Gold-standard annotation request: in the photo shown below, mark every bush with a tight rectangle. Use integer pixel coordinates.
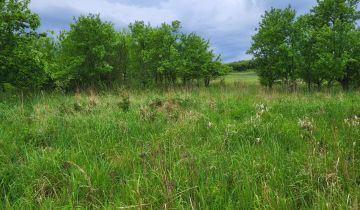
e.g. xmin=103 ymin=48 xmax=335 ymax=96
xmin=2 ymin=83 xmax=17 ymax=93
xmin=227 ymin=60 xmax=256 ymax=72
xmin=118 ymin=95 xmax=131 ymax=112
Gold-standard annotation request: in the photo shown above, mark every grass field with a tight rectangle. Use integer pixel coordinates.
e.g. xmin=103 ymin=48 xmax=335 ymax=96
xmin=0 ymin=72 xmax=359 ymax=209
xmin=223 ymin=71 xmax=259 ymax=84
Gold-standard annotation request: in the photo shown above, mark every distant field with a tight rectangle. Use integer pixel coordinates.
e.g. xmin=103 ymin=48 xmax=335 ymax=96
xmin=212 ymin=71 xmax=259 ymax=85
xmin=222 ymin=71 xmax=259 ymax=84
xmin=0 ymin=78 xmax=359 ymax=209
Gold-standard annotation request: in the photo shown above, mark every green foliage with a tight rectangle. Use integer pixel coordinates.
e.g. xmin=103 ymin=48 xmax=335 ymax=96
xmin=47 ymin=17 xmax=227 ymax=90
xmin=249 ymin=0 xmax=360 ymax=90
xmin=1 ymin=0 xmax=228 ymax=91
xmin=118 ymin=94 xmax=131 ymax=112
xmin=227 ymin=60 xmax=256 ymax=72
xmin=0 ymin=0 xmax=50 ymax=90
xmin=1 ymin=83 xmax=16 ymax=92
xmin=127 ymin=21 xmax=181 ymax=86
xmin=111 ymin=30 xmax=131 ymax=85
xmin=51 ymin=14 xmax=117 ymax=89
xmin=178 ymin=33 xmax=214 ymax=85
xmin=248 ymin=7 xmax=297 ymax=88
xmin=126 ymin=21 xmax=227 ymax=88
xmin=308 ymin=0 xmax=360 ymax=89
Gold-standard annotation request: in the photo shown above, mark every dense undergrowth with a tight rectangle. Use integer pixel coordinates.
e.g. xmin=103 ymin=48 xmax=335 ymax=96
xmin=0 ymin=76 xmax=359 ymax=209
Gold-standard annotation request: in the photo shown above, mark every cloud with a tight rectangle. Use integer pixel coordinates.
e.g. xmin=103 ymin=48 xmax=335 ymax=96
xmin=30 ymin=0 xmax=316 ymax=62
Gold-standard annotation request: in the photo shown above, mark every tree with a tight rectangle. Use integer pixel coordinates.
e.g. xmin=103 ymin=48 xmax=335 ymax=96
xmin=127 ymin=21 xmax=182 ymax=87
xmin=341 ymin=28 xmax=360 ymax=89
xmin=315 ymin=0 xmax=359 ymax=89
xmin=1 ymin=4 xmax=228 ymax=90
xmin=127 ymin=21 xmax=153 ymax=86
xmin=150 ymin=21 xmax=181 ymax=86
xmin=227 ymin=60 xmax=256 ymax=72
xmin=299 ymin=0 xmax=360 ymax=89
xmin=177 ymin=33 xmax=211 ymax=85
xmin=248 ymin=7 xmax=297 ymax=88
xmin=52 ymin=14 xmax=117 ymax=89
xmin=110 ymin=30 xmax=131 ymax=85
xmin=0 ymin=0 xmax=49 ymax=90
xmin=295 ymin=15 xmax=319 ymax=90
xmin=177 ymin=33 xmax=229 ymax=87
xmin=250 ymin=0 xmax=360 ymax=90
xmin=203 ymin=57 xmax=231 ymax=87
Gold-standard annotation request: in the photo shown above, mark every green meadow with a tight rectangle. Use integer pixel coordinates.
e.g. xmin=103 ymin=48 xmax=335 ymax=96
xmin=0 ymin=72 xmax=359 ymax=209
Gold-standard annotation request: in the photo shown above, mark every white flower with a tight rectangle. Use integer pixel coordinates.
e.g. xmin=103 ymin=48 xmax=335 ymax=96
xmin=255 ymin=103 xmax=269 ymax=119
xmin=298 ymin=116 xmax=314 ymax=132
xmin=208 ymin=122 xmax=213 ymax=128
xmin=344 ymin=115 xmax=360 ymax=127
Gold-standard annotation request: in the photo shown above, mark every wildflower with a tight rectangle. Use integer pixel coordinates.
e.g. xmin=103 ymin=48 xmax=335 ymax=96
xmin=209 ymin=100 xmax=217 ymax=110
xmin=208 ymin=122 xmax=213 ymax=128
xmin=255 ymin=103 xmax=268 ymax=119
xmin=344 ymin=115 xmax=359 ymax=127
xmin=298 ymin=116 xmax=314 ymax=133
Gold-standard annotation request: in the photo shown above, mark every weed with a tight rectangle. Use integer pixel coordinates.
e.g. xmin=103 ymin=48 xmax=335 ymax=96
xmin=0 ymin=75 xmax=359 ymax=209
xmin=118 ymin=94 xmax=131 ymax=112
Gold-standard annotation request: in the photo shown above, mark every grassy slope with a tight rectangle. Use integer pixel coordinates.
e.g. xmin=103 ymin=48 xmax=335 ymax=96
xmin=0 ymin=72 xmax=359 ymax=209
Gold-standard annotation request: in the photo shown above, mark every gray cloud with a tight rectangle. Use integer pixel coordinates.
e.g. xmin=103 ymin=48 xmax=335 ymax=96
xmin=30 ymin=0 xmax=316 ymax=62
xmin=36 ymin=6 xmax=79 ymax=32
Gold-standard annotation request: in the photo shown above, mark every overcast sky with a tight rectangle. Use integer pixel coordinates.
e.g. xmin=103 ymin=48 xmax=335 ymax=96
xmin=30 ymin=0 xmax=316 ymax=62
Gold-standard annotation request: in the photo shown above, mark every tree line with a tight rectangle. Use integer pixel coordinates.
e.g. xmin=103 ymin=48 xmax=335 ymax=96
xmin=0 ymin=0 xmax=230 ymax=92
xmin=248 ymin=0 xmax=360 ymax=90
xmin=227 ymin=60 xmax=256 ymax=72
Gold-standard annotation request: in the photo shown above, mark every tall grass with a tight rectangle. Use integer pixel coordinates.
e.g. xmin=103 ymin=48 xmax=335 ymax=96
xmin=0 ymin=75 xmax=359 ymax=209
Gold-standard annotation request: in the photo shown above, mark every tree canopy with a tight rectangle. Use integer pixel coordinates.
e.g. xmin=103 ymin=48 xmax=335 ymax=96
xmin=0 ymin=1 xmax=229 ymax=91
xmin=248 ymin=0 xmax=360 ymax=90
xmin=0 ymin=0 xmax=49 ymax=90
xmin=1 ymin=0 xmax=359 ymax=92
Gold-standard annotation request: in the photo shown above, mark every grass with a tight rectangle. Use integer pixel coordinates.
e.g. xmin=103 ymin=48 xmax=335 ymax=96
xmin=0 ymin=72 xmax=359 ymax=209
xmin=223 ymin=71 xmax=259 ymax=84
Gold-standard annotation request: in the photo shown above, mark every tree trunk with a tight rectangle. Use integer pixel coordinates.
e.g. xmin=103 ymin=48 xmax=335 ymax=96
xmin=316 ymin=82 xmax=321 ymax=91
xmin=340 ymin=79 xmax=350 ymax=91
xmin=204 ymin=78 xmax=210 ymax=87
xmin=307 ymin=82 xmax=311 ymax=92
